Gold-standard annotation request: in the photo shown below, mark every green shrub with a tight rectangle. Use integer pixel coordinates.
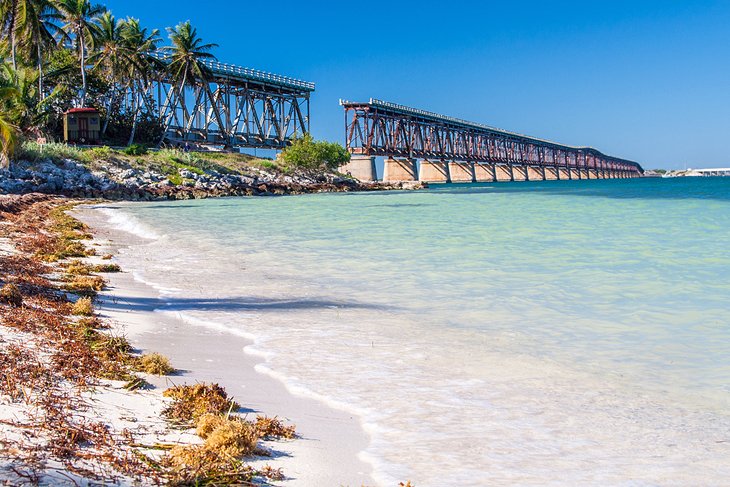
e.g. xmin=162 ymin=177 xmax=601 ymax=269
xmin=123 ymin=143 xmax=148 ymax=156
xmin=279 ymin=134 xmax=350 ymax=172
xmin=80 ymin=145 xmax=115 ymax=162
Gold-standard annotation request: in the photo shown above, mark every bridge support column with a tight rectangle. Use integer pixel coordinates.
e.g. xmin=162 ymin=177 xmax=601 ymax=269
xmin=419 ymin=160 xmax=450 ymax=183
xmin=448 ymin=162 xmax=476 ymax=183
xmin=474 ymin=163 xmax=494 ymax=182
xmin=558 ymin=167 xmax=571 ymax=180
xmin=383 ymin=158 xmax=417 ymax=182
xmin=580 ymin=168 xmax=590 ymax=179
xmin=513 ymin=165 xmax=528 ymax=181
xmin=527 ymin=166 xmax=544 ymax=181
xmin=588 ymin=169 xmax=598 ymax=179
xmin=568 ymin=168 xmax=579 ymax=180
xmin=545 ymin=166 xmax=559 ymax=180
xmin=340 ymin=155 xmax=377 ymax=181
xmin=495 ymin=165 xmax=513 ymax=181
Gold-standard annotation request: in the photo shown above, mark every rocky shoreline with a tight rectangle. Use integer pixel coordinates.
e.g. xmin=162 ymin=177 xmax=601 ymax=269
xmin=0 ymin=157 xmax=424 ymax=201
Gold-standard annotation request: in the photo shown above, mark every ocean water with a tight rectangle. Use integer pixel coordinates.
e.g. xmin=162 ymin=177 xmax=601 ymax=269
xmin=95 ymin=177 xmax=730 ymax=486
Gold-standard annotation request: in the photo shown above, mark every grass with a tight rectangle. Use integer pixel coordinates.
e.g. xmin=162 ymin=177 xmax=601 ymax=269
xmin=15 ymin=141 xmax=275 ymax=182
xmin=135 ymin=353 xmax=175 ymax=375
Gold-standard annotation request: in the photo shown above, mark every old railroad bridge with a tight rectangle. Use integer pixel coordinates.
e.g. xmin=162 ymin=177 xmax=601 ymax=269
xmin=339 ymin=99 xmax=643 ymax=182
xmin=142 ymin=55 xmax=644 ymax=182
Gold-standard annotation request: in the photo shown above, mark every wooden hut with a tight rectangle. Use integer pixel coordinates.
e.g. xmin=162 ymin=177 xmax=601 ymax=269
xmin=63 ymin=108 xmax=101 ymax=144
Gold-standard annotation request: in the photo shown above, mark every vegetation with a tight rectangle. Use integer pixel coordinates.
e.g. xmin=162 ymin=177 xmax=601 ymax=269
xmin=0 ymin=2 xmax=350 ymax=173
xmin=162 ymin=383 xmax=240 ymax=425
xmin=280 ymin=133 xmax=350 ymax=172
xmin=0 ymin=282 xmax=22 ymax=306
xmin=135 ymin=352 xmax=174 ymax=375
xmin=71 ymin=295 xmax=93 ymax=315
xmin=1 ymin=197 xmax=293 ymax=484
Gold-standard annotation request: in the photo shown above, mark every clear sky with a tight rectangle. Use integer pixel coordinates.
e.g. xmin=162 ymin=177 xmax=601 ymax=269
xmin=102 ymin=0 xmax=730 ymax=169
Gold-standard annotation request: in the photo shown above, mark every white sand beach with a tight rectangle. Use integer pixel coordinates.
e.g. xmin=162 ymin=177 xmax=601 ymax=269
xmin=75 ymin=206 xmax=375 ymax=486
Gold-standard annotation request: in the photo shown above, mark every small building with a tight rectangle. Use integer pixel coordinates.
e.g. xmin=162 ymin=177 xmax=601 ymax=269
xmin=63 ymin=108 xmax=101 ymax=144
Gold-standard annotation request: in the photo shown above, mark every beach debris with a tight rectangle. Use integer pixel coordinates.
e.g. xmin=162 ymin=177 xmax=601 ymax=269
xmin=63 ymin=275 xmax=107 ymax=296
xmin=0 ymin=196 xmax=296 ymax=485
xmin=71 ymin=297 xmax=94 ymax=316
xmin=254 ymin=415 xmax=297 ymax=440
xmin=163 ymin=383 xmax=240 ymax=425
xmin=135 ymin=352 xmax=175 ymax=376
xmin=0 ymin=283 xmax=23 ymax=307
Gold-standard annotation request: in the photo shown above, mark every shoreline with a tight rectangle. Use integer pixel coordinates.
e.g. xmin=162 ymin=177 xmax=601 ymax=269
xmin=74 ymin=204 xmax=376 ymax=486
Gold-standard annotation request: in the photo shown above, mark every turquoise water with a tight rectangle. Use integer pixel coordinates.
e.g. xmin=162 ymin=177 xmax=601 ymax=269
xmin=98 ymin=177 xmax=730 ymax=486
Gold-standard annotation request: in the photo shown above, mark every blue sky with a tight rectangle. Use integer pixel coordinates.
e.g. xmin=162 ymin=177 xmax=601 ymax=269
xmin=103 ymin=0 xmax=730 ymax=169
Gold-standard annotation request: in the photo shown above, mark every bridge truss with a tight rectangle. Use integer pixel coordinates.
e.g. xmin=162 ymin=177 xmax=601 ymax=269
xmin=340 ymin=99 xmax=643 ymax=181
xmin=137 ymin=56 xmax=314 ymax=149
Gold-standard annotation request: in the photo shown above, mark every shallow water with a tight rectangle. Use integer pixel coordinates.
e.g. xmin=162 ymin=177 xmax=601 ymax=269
xmin=95 ymin=177 xmax=730 ymax=486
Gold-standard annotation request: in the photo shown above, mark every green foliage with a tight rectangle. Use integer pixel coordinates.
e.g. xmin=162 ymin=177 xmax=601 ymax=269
xmin=15 ymin=140 xmax=81 ymax=162
xmin=279 ymin=134 xmax=350 ymax=172
xmin=123 ymin=143 xmax=147 ymax=156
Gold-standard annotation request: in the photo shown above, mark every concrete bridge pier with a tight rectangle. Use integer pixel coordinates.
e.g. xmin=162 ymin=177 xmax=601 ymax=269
xmin=449 ymin=162 xmax=476 ymax=182
xmin=545 ymin=166 xmax=559 ymax=180
xmin=527 ymin=166 xmax=544 ymax=181
xmin=419 ymin=160 xmax=450 ymax=183
xmin=513 ymin=165 xmax=528 ymax=181
xmin=558 ymin=167 xmax=571 ymax=180
xmin=495 ymin=164 xmax=513 ymax=181
xmin=569 ymin=168 xmax=580 ymax=180
xmin=580 ymin=168 xmax=590 ymax=179
xmin=383 ymin=158 xmax=417 ymax=182
xmin=474 ymin=163 xmax=496 ymax=182
xmin=340 ymin=155 xmax=377 ymax=181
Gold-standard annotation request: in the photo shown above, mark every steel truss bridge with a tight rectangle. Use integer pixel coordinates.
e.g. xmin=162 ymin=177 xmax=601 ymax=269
xmin=132 ymin=55 xmax=314 ymax=149
xmin=340 ymin=99 xmax=643 ymax=182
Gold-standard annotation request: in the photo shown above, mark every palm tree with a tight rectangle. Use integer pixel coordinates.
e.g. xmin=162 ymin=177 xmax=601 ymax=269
xmin=0 ymin=0 xmax=20 ymax=69
xmin=121 ymin=17 xmax=160 ymax=145
xmin=0 ymin=63 xmax=21 ymax=168
xmin=162 ymin=21 xmax=217 ymax=91
xmin=17 ymin=0 xmax=66 ymax=99
xmin=55 ymin=0 xmax=106 ymax=107
xmin=161 ymin=21 xmax=220 ymax=143
xmin=89 ymin=11 xmax=126 ymax=134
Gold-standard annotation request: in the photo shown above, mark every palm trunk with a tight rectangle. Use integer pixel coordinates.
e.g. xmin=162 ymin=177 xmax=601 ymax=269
xmin=102 ymin=87 xmax=117 ymax=136
xmin=8 ymin=0 xmax=18 ymax=70
xmin=128 ymin=83 xmax=140 ymax=146
xmin=36 ymin=31 xmax=44 ymax=100
xmin=79 ymin=32 xmax=87 ymax=106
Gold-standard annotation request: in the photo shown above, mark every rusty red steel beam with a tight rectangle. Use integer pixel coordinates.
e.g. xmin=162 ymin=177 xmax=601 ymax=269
xmin=340 ymin=99 xmax=643 ymax=174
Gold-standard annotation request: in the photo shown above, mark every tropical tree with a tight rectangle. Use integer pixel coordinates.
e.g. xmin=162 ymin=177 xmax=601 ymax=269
xmin=16 ymin=0 xmax=66 ymax=99
xmin=0 ymin=63 xmax=21 ymax=167
xmin=55 ymin=0 xmax=106 ymax=106
xmin=0 ymin=0 xmax=19 ymax=68
xmin=120 ymin=17 xmax=160 ymax=144
xmin=89 ymin=11 xmax=126 ymax=134
xmin=162 ymin=20 xmax=216 ymax=91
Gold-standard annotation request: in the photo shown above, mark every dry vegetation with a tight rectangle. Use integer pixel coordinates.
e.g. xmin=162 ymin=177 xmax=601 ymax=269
xmin=0 ymin=195 xmax=295 ymax=485
xmin=136 ymin=353 xmax=175 ymax=376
